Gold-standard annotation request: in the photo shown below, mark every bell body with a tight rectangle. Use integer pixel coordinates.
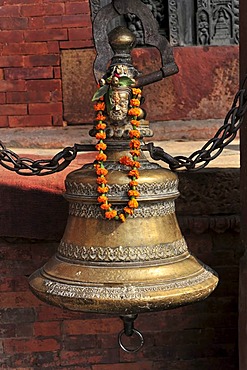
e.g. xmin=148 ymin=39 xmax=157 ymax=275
xmin=29 ymin=149 xmax=218 ymax=315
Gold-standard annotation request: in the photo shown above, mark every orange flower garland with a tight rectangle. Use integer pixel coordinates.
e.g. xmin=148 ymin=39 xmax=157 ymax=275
xmin=94 ymin=87 xmax=142 ymax=222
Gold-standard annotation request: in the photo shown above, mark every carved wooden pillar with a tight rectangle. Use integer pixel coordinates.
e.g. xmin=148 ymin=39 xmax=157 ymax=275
xmin=239 ymin=0 xmax=247 ymax=368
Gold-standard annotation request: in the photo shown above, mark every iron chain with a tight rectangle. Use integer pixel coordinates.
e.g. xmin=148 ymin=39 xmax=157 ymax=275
xmin=147 ymin=78 xmax=247 ymax=171
xmin=0 ymin=143 xmax=95 ymax=176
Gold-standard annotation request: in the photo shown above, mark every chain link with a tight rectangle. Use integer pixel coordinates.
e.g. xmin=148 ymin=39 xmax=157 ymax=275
xmin=147 ymin=78 xmax=247 ymax=171
xmin=0 ymin=143 xmax=95 ymax=176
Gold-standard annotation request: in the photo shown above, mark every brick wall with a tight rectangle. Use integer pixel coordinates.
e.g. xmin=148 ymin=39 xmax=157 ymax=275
xmin=0 ymin=1 xmax=239 ymax=130
xmin=0 ymin=0 xmax=93 ymax=128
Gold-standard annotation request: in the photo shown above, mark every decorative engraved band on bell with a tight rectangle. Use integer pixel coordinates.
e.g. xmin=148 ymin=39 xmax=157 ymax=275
xmin=69 ymin=200 xmax=175 ymax=219
xmin=43 ymin=267 xmax=215 ymax=301
xmin=58 ymin=238 xmax=188 ymax=262
xmin=65 ymin=180 xmax=180 ymax=202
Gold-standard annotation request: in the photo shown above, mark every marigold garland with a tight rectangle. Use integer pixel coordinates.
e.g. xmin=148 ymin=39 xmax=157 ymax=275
xmin=93 ymin=86 xmax=142 ymax=222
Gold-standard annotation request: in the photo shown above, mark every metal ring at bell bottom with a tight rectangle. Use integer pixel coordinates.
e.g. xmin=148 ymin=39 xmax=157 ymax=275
xmin=118 ymin=328 xmax=145 ymax=353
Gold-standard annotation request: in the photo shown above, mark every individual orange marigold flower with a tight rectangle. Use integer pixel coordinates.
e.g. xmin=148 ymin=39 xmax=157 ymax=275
xmin=124 ymin=207 xmax=134 ymax=215
xmin=132 ymin=161 xmax=141 ymax=168
xmin=94 ymin=102 xmax=105 ymax=111
xmin=96 ymin=176 xmax=107 ymax=185
xmin=95 ymin=132 xmax=106 ymax=140
xmin=128 ymin=190 xmax=140 ymax=197
xmin=129 ymin=139 xmax=141 ymax=150
xmin=132 ymin=88 xmax=142 ymax=95
xmin=97 ymin=195 xmax=107 ymax=203
xmin=130 ymin=150 xmax=141 ymax=157
xmin=119 ymin=156 xmax=133 ymax=167
xmin=96 ymin=167 xmax=108 ymax=176
xmin=96 ymin=113 xmax=106 ymax=121
xmin=95 ymin=142 xmax=107 ymax=151
xmin=105 ymin=210 xmax=118 ymax=219
xmin=129 ymin=130 xmax=141 ymax=139
xmin=96 ymin=123 xmax=107 ymax=130
xmin=100 ymin=203 xmax=112 ymax=210
xmin=129 ymin=169 xmax=139 ymax=178
xmin=130 ymin=119 xmax=140 ymax=127
xmin=119 ymin=214 xmax=126 ymax=222
xmin=128 ymin=199 xmax=139 ymax=208
xmin=129 ymin=180 xmax=139 ymax=187
xmin=97 ymin=186 xmax=109 ymax=194
xmin=130 ymin=99 xmax=140 ymax=107
xmin=96 ymin=153 xmax=107 ymax=161
xmin=128 ymin=108 xmax=141 ymax=117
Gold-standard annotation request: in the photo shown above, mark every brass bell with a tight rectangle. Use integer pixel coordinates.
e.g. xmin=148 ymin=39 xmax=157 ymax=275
xmin=29 ymin=24 xmax=218 ymax=350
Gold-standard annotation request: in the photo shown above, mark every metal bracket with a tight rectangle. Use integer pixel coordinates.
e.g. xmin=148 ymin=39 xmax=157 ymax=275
xmin=92 ymin=0 xmax=178 ymax=83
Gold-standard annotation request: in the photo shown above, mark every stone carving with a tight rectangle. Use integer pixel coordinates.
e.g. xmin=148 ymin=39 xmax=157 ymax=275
xmin=58 ymin=238 xmax=188 ymax=262
xmin=196 ymin=0 xmax=238 ymax=45
xmin=44 ymin=267 xmax=215 ymax=300
xmin=168 ymin=0 xmax=180 ymax=46
xmin=90 ymin=0 xmax=239 ymax=46
xmin=69 ymin=200 xmax=175 ymax=219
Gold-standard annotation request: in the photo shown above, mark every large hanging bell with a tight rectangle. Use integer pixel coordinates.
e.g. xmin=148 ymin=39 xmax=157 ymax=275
xmin=29 ymin=148 xmax=218 ymax=314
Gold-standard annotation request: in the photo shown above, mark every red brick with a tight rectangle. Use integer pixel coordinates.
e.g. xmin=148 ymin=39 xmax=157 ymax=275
xmin=27 ymin=90 xmax=51 ymax=102
xmin=43 ymin=15 xmax=62 ymax=28
xmin=24 ymin=28 xmax=67 ymax=41
xmin=4 ymin=338 xmax=60 ymax=354
xmin=24 ymin=54 xmax=60 ymax=67
xmin=0 ymin=17 xmax=28 ymax=30
xmin=0 ymin=104 xmax=27 ymax=115
xmin=0 ymin=324 xmax=15 ymax=338
xmin=0 ymin=5 xmax=20 ymax=16
xmin=28 ymin=16 xmax=44 ymax=29
xmin=53 ymin=66 xmax=61 ymax=78
xmin=65 ymin=2 xmax=90 ymax=14
xmin=34 ymin=321 xmax=61 ymax=337
xmin=52 ymin=115 xmax=63 ymax=126
xmin=29 ymin=102 xmax=62 ymax=115
xmin=0 ymin=291 xmax=41 ymax=308
xmin=2 ymin=42 xmax=48 ymax=55
xmin=21 ymin=4 xmax=45 ymax=16
xmin=1 ymin=30 xmax=24 ymax=43
xmin=47 ymin=41 xmax=60 ymax=53
xmin=60 ymin=39 xmax=93 ymax=49
xmin=0 ymin=116 xmax=8 ymax=127
xmin=0 ymin=69 xmax=3 ymax=80
xmin=62 ymin=14 xmax=91 ymax=27
xmin=63 ymin=318 xmax=122 ymax=335
xmin=26 ymin=79 xmax=61 ymax=91
xmin=9 ymin=115 xmax=52 ymax=127
xmin=59 ymin=348 xmax=119 ymax=366
xmin=0 ymin=277 xmax=14 ymax=292
xmin=51 ymin=88 xmax=62 ymax=102
xmin=7 ymin=90 xmax=51 ymax=103
xmin=68 ymin=27 xmax=92 ymax=41
xmin=0 ymin=55 xmax=24 ymax=67
xmin=44 ymin=3 xmax=65 ymax=15
xmin=0 ymin=80 xmax=26 ymax=92
xmin=6 ymin=92 xmax=28 ymax=104
xmin=15 ymin=323 xmax=33 ymax=338
xmin=0 ymin=308 xmax=36 ymax=324
xmin=5 ymin=67 xmax=53 ymax=80
xmin=0 ymin=92 xmax=6 ymax=104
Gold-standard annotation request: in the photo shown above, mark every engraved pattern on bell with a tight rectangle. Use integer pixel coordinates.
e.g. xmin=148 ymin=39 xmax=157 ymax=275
xmin=58 ymin=238 xmax=188 ymax=262
xmin=44 ymin=268 xmax=215 ymax=300
xmin=69 ymin=200 xmax=175 ymax=219
xmin=66 ymin=180 xmax=179 ymax=198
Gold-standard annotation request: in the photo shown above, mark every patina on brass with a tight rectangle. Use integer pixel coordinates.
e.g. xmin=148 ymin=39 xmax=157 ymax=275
xmin=29 ymin=25 xmax=218 ymax=318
